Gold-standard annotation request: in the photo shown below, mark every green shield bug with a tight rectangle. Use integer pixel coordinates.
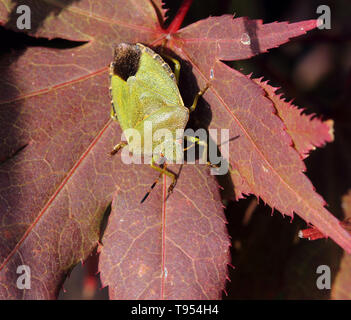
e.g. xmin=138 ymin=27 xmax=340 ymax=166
xmin=109 ymin=43 xmax=209 ymax=202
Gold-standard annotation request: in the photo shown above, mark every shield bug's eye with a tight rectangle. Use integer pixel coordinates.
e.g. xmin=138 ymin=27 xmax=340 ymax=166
xmin=112 ymin=43 xmax=141 ymax=81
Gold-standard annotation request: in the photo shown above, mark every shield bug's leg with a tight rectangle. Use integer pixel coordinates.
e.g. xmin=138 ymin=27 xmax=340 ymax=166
xmin=162 ymin=54 xmax=181 ymax=84
xmin=184 ymin=135 xmax=220 ymax=168
xmin=110 ymin=141 xmax=128 ymax=155
xmin=183 ymin=135 xmax=199 ymax=151
xmin=207 ymin=161 xmax=220 ymax=168
xmin=184 ymin=135 xmax=209 ymax=164
xmin=110 ymin=104 xmax=117 ymax=121
xmin=109 ymin=62 xmax=118 ymax=121
xmin=189 ymin=83 xmax=210 ymax=113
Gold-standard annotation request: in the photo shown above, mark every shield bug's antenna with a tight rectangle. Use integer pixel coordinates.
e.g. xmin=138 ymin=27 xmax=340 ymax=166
xmin=140 ymin=166 xmax=164 ymax=203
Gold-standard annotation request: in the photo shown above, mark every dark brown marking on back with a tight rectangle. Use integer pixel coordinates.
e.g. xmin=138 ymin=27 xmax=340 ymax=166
xmin=112 ymin=43 xmax=141 ymax=81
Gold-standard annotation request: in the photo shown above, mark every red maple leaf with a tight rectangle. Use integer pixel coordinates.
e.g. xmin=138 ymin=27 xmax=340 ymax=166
xmin=0 ymin=0 xmax=349 ymax=299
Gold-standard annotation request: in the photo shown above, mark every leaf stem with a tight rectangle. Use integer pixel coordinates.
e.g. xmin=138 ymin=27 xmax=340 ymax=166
xmin=166 ymin=0 xmax=193 ymax=33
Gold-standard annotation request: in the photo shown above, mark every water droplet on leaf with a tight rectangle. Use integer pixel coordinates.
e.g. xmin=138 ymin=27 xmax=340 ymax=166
xmin=240 ymin=33 xmax=251 ymax=45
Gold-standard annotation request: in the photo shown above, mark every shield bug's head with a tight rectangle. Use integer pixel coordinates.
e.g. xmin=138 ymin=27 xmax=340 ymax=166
xmin=112 ymin=43 xmax=141 ymax=81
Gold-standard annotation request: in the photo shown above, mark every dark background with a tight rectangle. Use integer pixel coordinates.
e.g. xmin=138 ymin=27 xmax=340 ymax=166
xmin=2 ymin=0 xmax=350 ymax=299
